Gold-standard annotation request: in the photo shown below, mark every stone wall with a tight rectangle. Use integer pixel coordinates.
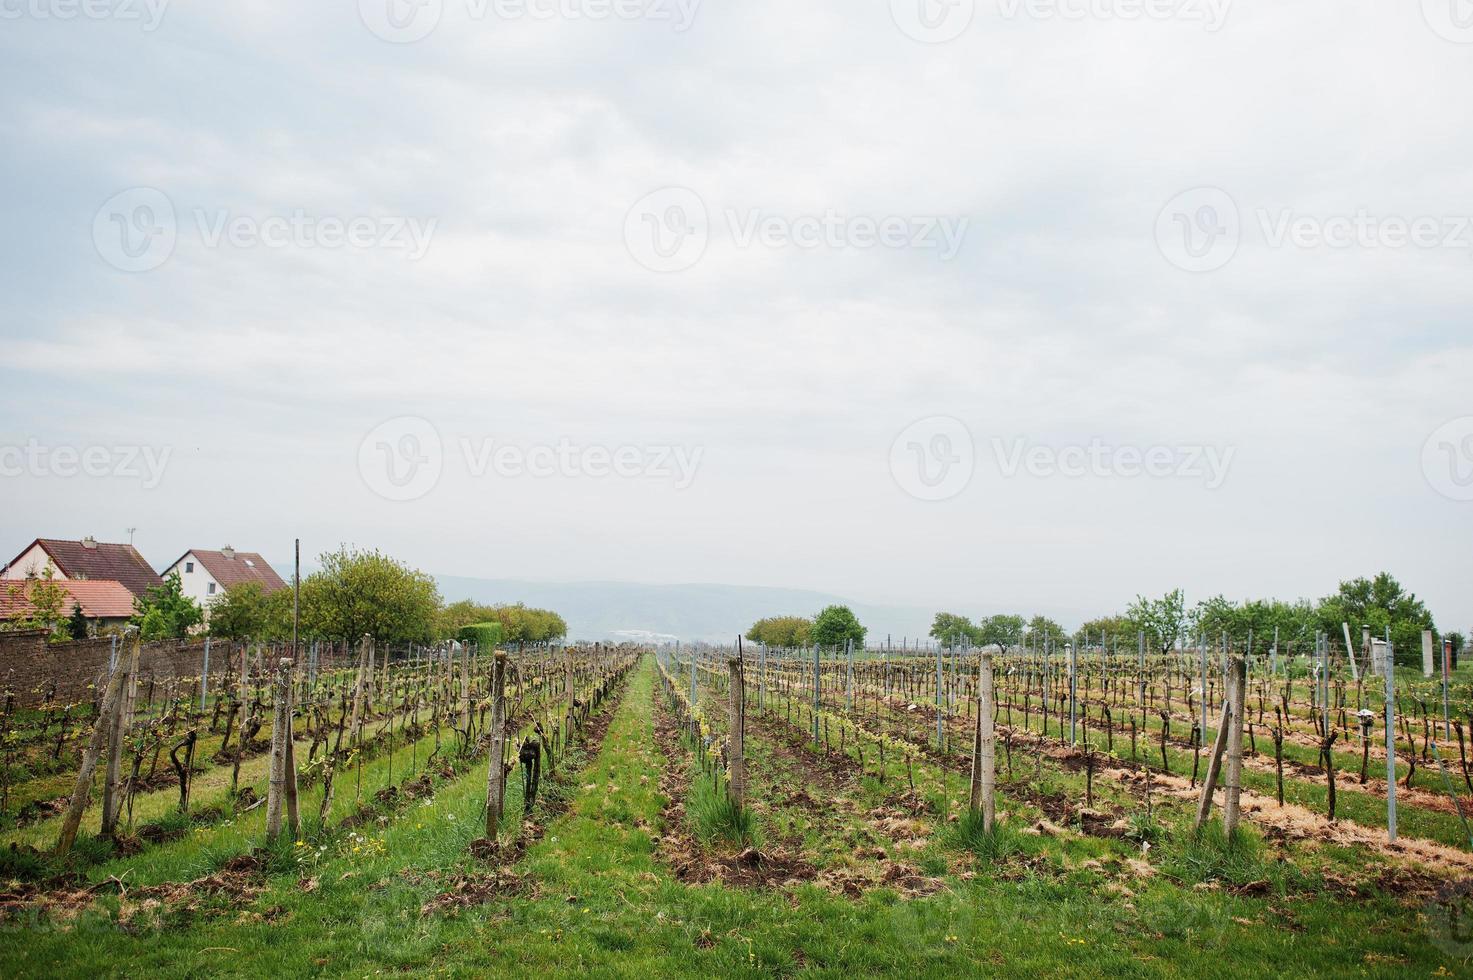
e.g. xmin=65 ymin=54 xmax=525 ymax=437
xmin=0 ymin=633 xmax=352 ymax=709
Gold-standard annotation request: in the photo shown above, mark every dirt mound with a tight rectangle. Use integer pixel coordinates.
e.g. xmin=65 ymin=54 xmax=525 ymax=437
xmin=15 ymin=796 xmax=69 ymax=826
xmin=668 ymin=845 xmax=821 ymax=889
xmin=420 ymin=868 xmax=527 ymax=915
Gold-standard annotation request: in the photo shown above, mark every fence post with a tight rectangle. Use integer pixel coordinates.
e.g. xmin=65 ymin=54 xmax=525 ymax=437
xmin=812 ymin=644 xmax=820 ymax=747
xmin=1198 ymin=634 xmax=1208 ymax=743
xmin=200 ymin=635 xmax=211 ymax=712
xmin=971 ymin=652 xmax=996 ymax=831
xmin=55 ymin=658 xmax=127 ymax=855
xmin=1137 ymin=631 xmax=1146 ymax=713
xmin=266 ymin=657 xmax=292 ymax=840
xmin=351 ymin=635 xmax=371 ymax=742
xmin=759 ymin=642 xmax=766 ymax=711
xmin=100 ymin=634 xmax=140 ymax=838
xmin=845 ymin=637 xmax=853 ymax=713
xmin=1223 ymin=655 xmax=1247 ymax=837
xmin=728 ymin=656 xmax=746 ymax=808
xmin=458 ymin=641 xmax=472 ymax=736
xmin=1068 ymin=641 xmax=1077 ymax=746
xmin=1194 ymin=691 xmax=1233 ymax=831
xmin=1381 ymin=635 xmax=1397 ymax=842
xmin=485 ymin=652 xmax=507 ymax=839
xmin=1444 ymin=637 xmax=1454 ymax=740
xmin=935 ymin=641 xmax=944 ymax=750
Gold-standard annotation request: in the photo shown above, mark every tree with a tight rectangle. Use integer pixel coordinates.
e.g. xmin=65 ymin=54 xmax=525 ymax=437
xmin=1025 ymin=615 xmax=1067 ymax=649
xmin=1076 ymin=615 xmax=1134 ymax=649
xmin=131 ymin=571 xmax=204 ymax=640
xmin=929 ymin=612 xmax=977 ymax=647
xmin=298 ymin=546 xmax=440 ymax=645
xmin=1127 ymin=589 xmax=1186 ymax=654
xmin=746 ymin=616 xmax=812 ymax=648
xmin=484 ymin=604 xmax=567 ymax=644
xmin=1317 ymin=573 xmax=1437 ymax=667
xmin=208 ymin=582 xmax=289 ymax=641
xmin=437 ymin=599 xmax=497 ymax=640
xmin=1187 ymin=595 xmax=1239 ymax=640
xmin=976 ymin=613 xmax=1025 ymax=655
xmin=1185 ymin=596 xmax=1317 ymax=654
xmin=67 ymin=601 xmax=89 ymax=641
xmin=811 ymin=605 xmax=866 ymax=649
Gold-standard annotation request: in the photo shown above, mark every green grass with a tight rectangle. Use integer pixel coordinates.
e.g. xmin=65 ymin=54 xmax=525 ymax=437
xmin=686 ymin=766 xmax=760 ymax=848
xmin=946 ymin=809 xmax=1027 ymax=863
xmin=0 ymin=657 xmax=1467 ymax=979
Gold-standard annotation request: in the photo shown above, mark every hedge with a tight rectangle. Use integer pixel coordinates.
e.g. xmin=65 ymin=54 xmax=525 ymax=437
xmin=457 ymin=622 xmax=504 ymax=650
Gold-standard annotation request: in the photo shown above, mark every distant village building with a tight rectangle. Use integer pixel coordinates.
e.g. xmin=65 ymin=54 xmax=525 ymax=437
xmin=0 ymin=578 xmax=135 ymax=630
xmin=1 ymin=537 xmax=164 ymax=600
xmin=162 ymin=546 xmax=287 ymax=609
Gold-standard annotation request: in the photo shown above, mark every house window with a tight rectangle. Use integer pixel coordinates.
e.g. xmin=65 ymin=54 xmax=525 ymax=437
xmin=185 ymin=561 xmax=194 ymax=573
xmin=207 ymin=582 xmax=216 ymax=595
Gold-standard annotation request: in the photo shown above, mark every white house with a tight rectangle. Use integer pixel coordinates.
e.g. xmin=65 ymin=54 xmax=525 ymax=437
xmin=162 ymin=546 xmax=288 ymax=610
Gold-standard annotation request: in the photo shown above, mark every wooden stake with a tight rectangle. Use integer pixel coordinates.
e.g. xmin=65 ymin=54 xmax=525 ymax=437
xmin=100 ymin=635 xmax=140 ymax=839
xmin=284 ymin=663 xmax=300 ymax=838
xmin=1193 ymin=697 xmax=1233 ymax=832
xmin=54 ymin=658 xmax=126 ymax=856
xmin=970 ymin=652 xmax=997 ymax=831
xmin=459 ymin=641 xmax=471 ymax=737
xmin=485 ymin=652 xmax=507 ymax=839
xmin=728 ymin=656 xmax=746 ymax=808
xmin=266 ymin=657 xmax=292 ymax=840
xmin=1223 ymin=655 xmax=1247 ymax=837
xmin=350 ymin=634 xmax=370 ymax=743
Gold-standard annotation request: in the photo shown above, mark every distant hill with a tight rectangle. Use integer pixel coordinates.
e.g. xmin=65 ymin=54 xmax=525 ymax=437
xmin=433 ymin=576 xmax=937 ymax=645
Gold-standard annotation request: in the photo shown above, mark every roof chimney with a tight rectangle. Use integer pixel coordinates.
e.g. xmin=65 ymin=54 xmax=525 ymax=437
xmin=221 ymin=545 xmax=235 ymax=560
xmin=81 ymin=536 xmax=97 ymax=549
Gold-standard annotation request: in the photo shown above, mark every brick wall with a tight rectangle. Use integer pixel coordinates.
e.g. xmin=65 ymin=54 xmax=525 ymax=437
xmin=0 ymin=633 xmax=352 ymax=709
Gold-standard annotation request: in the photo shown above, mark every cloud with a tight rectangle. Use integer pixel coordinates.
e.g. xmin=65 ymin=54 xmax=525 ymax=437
xmin=2 ymin=0 xmax=1471 ymax=629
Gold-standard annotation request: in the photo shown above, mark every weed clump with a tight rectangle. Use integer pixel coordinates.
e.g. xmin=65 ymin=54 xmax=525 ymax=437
xmin=947 ymin=809 xmax=1022 ymax=863
xmin=688 ymin=770 xmax=759 ymax=848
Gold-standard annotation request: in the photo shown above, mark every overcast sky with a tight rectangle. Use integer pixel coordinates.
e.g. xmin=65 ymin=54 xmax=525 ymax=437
xmin=2 ymin=0 xmax=1471 ymax=633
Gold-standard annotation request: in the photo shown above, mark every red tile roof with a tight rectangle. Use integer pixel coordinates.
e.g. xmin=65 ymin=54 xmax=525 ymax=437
xmin=176 ymin=549 xmax=288 ymax=593
xmin=5 ymin=538 xmax=164 ymax=599
xmin=0 ymin=579 xmax=136 ymax=620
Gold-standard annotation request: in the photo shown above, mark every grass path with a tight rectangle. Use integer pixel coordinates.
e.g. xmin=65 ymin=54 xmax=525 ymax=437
xmin=1 ymin=657 xmax=1465 ymax=978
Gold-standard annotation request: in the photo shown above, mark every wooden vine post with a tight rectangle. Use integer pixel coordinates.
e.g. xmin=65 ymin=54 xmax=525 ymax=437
xmin=350 ymin=634 xmax=370 ymax=743
xmin=970 ymin=652 xmax=997 ymax=832
xmin=564 ymin=644 xmax=575 ymax=719
xmin=1194 ymin=655 xmax=1238 ymax=833
xmin=266 ymin=657 xmax=300 ymax=841
xmin=485 ymin=652 xmax=508 ymax=839
xmin=457 ymin=640 xmax=471 ymax=738
xmin=55 ymin=652 xmax=128 ymax=856
xmin=1222 ymin=655 xmax=1247 ymax=836
xmin=727 ymin=656 xmax=746 ymax=809
xmin=100 ymin=634 xmax=141 ymax=839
